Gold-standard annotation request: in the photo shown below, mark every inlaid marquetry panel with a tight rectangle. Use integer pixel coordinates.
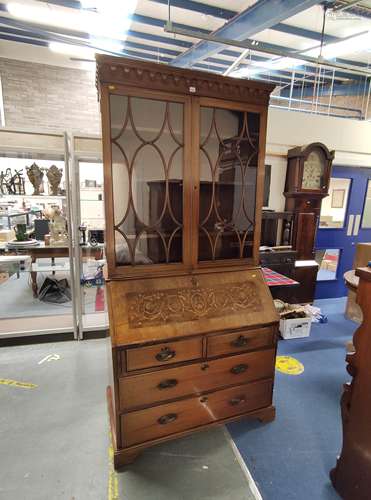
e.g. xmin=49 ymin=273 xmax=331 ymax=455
xmin=127 ymin=280 xmax=262 ymax=328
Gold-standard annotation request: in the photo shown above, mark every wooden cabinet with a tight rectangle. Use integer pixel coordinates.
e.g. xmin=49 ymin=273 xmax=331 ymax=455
xmin=97 ymin=55 xmax=278 ymax=468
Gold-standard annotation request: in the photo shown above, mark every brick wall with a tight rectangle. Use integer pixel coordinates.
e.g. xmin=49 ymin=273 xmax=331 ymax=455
xmin=0 ymin=58 xmax=101 ymax=135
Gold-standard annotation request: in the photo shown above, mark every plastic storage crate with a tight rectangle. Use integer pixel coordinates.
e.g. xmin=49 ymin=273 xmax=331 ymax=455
xmin=279 ymin=316 xmax=311 ymax=339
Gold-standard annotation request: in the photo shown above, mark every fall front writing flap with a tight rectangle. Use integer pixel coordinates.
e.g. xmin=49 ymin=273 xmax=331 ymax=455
xmin=107 ymin=268 xmax=278 ymax=347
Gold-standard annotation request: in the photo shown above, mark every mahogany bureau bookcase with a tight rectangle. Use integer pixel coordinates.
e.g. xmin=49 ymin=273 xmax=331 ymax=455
xmin=96 ymin=55 xmax=279 ymax=468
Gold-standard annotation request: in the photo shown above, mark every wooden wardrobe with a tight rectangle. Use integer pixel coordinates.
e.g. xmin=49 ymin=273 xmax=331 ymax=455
xmin=96 ymin=55 xmax=279 ymax=468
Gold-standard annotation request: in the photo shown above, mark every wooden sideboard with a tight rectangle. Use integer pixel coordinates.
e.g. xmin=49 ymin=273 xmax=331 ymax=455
xmin=97 ymin=55 xmax=278 ymax=468
xmin=330 ymin=267 xmax=371 ymax=499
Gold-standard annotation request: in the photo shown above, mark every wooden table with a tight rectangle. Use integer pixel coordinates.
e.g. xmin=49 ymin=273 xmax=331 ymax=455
xmin=262 ymin=267 xmax=300 ymax=302
xmin=1 ymin=243 xmax=103 ymax=297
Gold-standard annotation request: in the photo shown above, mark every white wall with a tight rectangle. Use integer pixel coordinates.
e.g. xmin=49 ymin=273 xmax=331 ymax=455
xmin=264 ymin=107 xmax=371 ymax=211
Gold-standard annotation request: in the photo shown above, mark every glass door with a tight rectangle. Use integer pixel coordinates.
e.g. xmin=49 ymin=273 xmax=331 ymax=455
xmin=71 ymin=135 xmax=107 ymax=338
xmin=196 ymin=99 xmax=264 ymax=266
xmin=0 ymin=130 xmax=76 ymax=338
xmin=315 ymin=166 xmax=371 ymax=299
xmin=104 ymin=88 xmax=191 ymax=277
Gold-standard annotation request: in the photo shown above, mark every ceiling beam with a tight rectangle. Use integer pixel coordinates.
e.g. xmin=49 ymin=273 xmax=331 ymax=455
xmin=169 ymin=0 xmax=326 ymax=67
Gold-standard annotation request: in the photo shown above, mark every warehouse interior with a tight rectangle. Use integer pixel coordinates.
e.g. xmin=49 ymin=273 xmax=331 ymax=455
xmin=0 ymin=1 xmax=371 ymax=499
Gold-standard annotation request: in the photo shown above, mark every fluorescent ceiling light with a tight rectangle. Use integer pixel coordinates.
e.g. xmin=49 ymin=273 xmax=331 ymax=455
xmin=7 ymin=1 xmax=137 ymax=40
xmin=89 ymin=37 xmax=124 ymax=54
xmin=49 ymin=42 xmax=95 ymax=59
xmin=231 ymin=30 xmax=371 ymax=78
xmin=306 ymin=31 xmax=371 ymax=59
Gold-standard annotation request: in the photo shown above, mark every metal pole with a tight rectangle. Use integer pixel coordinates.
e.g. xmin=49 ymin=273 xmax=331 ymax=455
xmin=328 ymin=69 xmax=335 ymax=115
xmin=365 ymin=77 xmax=371 ymax=120
xmin=64 ymin=132 xmax=79 ymax=341
xmin=289 ymin=70 xmax=295 ymax=109
xmin=333 ymin=0 xmax=363 ymax=12
xmin=70 ymin=134 xmax=84 ymax=340
xmin=223 ymin=48 xmax=250 ymax=76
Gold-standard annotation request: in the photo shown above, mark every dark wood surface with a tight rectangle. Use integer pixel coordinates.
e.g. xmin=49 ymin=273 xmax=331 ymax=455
xmin=97 ymin=56 xmax=278 ymax=468
xmin=330 ymin=267 xmax=371 ymax=500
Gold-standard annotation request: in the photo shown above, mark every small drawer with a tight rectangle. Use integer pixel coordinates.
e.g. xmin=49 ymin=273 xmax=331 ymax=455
xmin=121 ymin=379 xmax=272 ymax=447
xmin=119 ymin=349 xmax=275 ymax=410
xmin=207 ymin=326 xmax=275 ymax=358
xmin=125 ymin=337 xmax=202 ymax=372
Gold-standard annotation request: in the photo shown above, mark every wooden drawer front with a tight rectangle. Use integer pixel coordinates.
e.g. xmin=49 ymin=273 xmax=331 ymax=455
xmin=125 ymin=338 xmax=202 ymax=372
xmin=207 ymin=326 xmax=275 ymax=358
xmin=121 ymin=379 xmax=272 ymax=447
xmin=119 ymin=349 xmax=275 ymax=410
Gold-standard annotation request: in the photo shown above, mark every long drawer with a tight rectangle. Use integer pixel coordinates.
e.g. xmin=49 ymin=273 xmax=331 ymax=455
xmin=207 ymin=326 xmax=275 ymax=358
xmin=121 ymin=379 xmax=273 ymax=447
xmin=119 ymin=348 xmax=275 ymax=410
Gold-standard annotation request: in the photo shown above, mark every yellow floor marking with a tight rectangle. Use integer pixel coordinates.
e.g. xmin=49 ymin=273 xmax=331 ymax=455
xmin=0 ymin=378 xmax=38 ymax=389
xmin=275 ymin=355 xmax=304 ymax=375
xmin=108 ymin=434 xmax=119 ymax=500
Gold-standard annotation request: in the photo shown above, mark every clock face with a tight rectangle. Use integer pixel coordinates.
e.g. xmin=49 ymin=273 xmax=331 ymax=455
xmin=302 ymin=150 xmax=325 ymax=190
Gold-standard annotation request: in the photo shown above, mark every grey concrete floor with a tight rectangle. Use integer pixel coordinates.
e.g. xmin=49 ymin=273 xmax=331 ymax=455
xmin=0 ymin=339 xmax=258 ymax=500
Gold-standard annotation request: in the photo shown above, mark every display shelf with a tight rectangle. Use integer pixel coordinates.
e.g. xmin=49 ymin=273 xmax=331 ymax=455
xmin=0 ymin=194 xmax=66 ymax=199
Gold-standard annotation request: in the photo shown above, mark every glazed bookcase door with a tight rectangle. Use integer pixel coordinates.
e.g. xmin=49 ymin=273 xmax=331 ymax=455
xmin=194 ymin=98 xmax=266 ymax=267
xmin=103 ymin=86 xmax=191 ymax=277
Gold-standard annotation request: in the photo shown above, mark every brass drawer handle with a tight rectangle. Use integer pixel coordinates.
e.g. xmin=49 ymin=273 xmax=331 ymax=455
xmin=158 ymin=379 xmax=178 ymax=390
xmin=158 ymin=413 xmax=178 ymax=425
xmin=230 ymin=364 xmax=248 ymax=375
xmin=230 ymin=397 xmax=246 ymax=406
xmin=231 ymin=335 xmax=249 ymax=348
xmin=155 ymin=347 xmax=176 ymax=362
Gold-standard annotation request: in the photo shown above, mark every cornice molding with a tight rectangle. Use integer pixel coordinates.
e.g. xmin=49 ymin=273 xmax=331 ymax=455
xmin=96 ymin=55 xmax=275 ymax=105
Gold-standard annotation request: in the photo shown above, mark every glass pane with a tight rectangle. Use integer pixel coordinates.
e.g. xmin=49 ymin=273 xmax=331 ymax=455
xmin=109 ymin=95 xmax=184 ymax=266
xmin=315 ymin=249 xmax=340 ymax=281
xmin=78 ymin=161 xmax=107 ymax=331
xmin=302 ymin=149 xmax=325 ymax=190
xmin=198 ymin=106 xmax=259 ymax=261
xmin=0 ymin=155 xmax=75 ymax=335
xmin=319 ymin=178 xmax=351 ymax=228
xmin=361 ymin=180 xmax=371 ymax=228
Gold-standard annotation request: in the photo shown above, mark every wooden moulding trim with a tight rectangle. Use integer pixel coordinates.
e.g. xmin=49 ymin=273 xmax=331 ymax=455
xmin=96 ymin=55 xmax=275 ymax=106
xmin=287 ymin=142 xmax=335 ymax=161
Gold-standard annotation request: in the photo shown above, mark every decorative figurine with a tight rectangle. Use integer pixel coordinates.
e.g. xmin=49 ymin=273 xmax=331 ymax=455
xmin=46 ymin=165 xmax=63 ymax=196
xmin=26 ymin=162 xmax=44 ymax=195
xmin=0 ymin=168 xmax=25 ymax=195
xmin=48 ymin=206 xmax=68 ymax=246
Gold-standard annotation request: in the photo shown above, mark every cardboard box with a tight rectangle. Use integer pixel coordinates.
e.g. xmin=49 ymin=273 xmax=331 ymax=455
xmin=279 ymin=316 xmax=311 ymax=339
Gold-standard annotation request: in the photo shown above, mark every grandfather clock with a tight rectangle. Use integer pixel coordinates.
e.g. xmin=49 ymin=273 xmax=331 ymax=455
xmin=284 ymin=142 xmax=335 ymax=302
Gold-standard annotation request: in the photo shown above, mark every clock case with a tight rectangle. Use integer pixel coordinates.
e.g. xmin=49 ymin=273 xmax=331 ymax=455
xmin=284 ymin=143 xmax=334 ymax=302
xmin=285 ymin=142 xmax=334 ymax=198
